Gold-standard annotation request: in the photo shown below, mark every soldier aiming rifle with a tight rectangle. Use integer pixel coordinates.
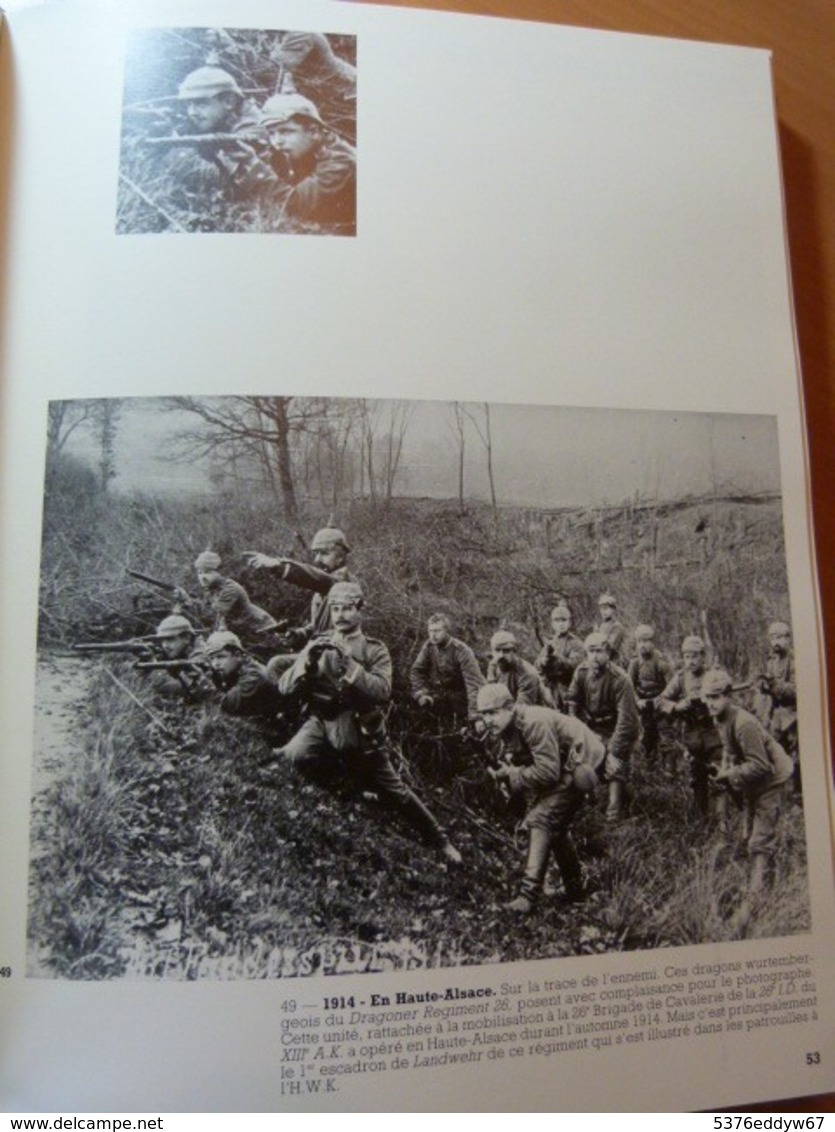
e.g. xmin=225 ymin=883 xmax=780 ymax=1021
xmin=134 ymin=614 xmax=214 ymax=701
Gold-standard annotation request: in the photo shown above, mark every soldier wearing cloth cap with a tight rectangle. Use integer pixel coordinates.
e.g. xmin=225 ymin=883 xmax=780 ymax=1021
xmin=145 ymin=613 xmax=212 ymax=701
xmin=275 ymin=581 xmax=462 ymax=863
xmin=410 ymin=613 xmax=485 ymax=724
xmin=476 ymin=683 xmax=604 ymax=913
xmin=758 ymin=621 xmax=799 ymax=789
xmin=595 ymin=592 xmax=628 ymax=667
xmin=536 ymin=603 xmax=585 ymax=712
xmin=703 ymin=669 xmax=793 ymax=929
xmin=566 ymin=633 xmax=639 ymax=822
xmin=204 ymin=630 xmax=282 ymax=718
xmin=191 ymin=551 xmax=279 ymax=645
xmin=259 ymin=93 xmax=356 ymax=234
xmin=658 ymin=635 xmax=723 ymax=817
xmin=627 ymin=624 xmax=675 ymax=769
xmin=486 ymin=630 xmax=553 ymax=708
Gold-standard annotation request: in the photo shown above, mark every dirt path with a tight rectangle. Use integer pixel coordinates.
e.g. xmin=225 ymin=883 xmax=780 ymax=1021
xmin=31 ymin=652 xmax=93 ymax=796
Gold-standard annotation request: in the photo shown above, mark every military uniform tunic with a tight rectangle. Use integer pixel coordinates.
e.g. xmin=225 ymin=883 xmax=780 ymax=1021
xmin=485 ymin=655 xmax=553 ymax=708
xmin=567 ymin=662 xmax=639 ymax=776
xmin=278 ymin=629 xmax=446 ymax=844
xmin=200 ymin=576 xmax=278 ymax=639
xmin=536 ymin=633 xmax=585 ymax=710
xmin=410 ymin=636 xmax=484 ymax=718
xmin=716 ymin=704 xmax=793 ymax=857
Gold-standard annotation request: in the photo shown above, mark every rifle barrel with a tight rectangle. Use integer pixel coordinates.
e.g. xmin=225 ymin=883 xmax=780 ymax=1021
xmin=141 ymin=133 xmax=264 ymax=147
xmin=73 ymin=641 xmax=154 ymax=652
xmin=126 ymin=569 xmax=177 ymax=593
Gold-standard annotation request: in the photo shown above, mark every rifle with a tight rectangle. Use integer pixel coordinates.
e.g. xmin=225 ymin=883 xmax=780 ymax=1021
xmin=460 ymin=720 xmax=514 ymax=801
xmin=73 ymin=638 xmax=161 ymax=656
xmin=538 ymin=642 xmax=574 ymax=685
xmin=126 ymin=569 xmax=199 ymax=608
xmin=126 ymin=569 xmax=180 ymax=594
xmin=134 ymin=658 xmax=213 ymax=673
xmin=139 ymin=133 xmax=268 ymax=149
xmin=134 ymin=657 xmax=219 ymax=696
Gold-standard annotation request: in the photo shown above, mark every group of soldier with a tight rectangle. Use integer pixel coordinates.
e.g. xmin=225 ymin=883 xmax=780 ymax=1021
xmin=127 ymin=32 xmax=356 ymax=233
xmin=112 ymin=520 xmax=799 ymax=928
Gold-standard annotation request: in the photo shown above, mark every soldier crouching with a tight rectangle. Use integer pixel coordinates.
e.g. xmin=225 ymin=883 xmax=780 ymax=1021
xmin=476 ymin=683 xmax=605 ymax=913
xmin=703 ymin=669 xmax=794 ymax=934
xmin=273 ymin=581 xmax=462 ymax=864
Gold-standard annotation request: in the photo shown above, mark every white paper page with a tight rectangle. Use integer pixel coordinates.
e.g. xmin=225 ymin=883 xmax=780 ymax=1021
xmin=1 ymin=0 xmax=833 ymax=1112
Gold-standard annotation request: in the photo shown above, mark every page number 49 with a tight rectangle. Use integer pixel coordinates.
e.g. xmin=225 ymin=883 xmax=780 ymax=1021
xmin=806 ymin=1052 xmax=821 ymax=1065
xmin=0 ymin=967 xmax=11 ymax=978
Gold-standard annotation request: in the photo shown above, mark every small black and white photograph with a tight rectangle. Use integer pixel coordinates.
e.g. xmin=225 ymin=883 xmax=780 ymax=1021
xmin=116 ymin=27 xmax=356 ymax=235
xmin=29 ymin=394 xmax=809 ymax=979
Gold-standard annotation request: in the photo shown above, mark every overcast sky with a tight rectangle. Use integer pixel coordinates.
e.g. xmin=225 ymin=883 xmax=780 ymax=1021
xmin=62 ymin=395 xmax=780 ymax=509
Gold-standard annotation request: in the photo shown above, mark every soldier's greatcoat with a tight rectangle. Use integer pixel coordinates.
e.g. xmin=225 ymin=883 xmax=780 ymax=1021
xmin=410 ymin=636 xmax=484 ymax=717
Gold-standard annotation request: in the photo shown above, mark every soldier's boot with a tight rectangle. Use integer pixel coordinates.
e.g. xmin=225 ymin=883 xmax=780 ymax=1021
xmin=605 ymin=779 xmax=624 ymax=823
xmin=506 ymin=827 xmax=551 ymax=914
xmin=748 ymin=851 xmax=770 ymax=896
xmin=397 ymin=791 xmax=462 ymax=864
xmin=552 ymin=833 xmax=586 ymax=904
xmin=731 ymin=852 xmax=770 ymax=937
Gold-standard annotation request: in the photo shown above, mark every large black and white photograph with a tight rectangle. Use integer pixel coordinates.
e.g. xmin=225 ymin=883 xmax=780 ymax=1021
xmin=29 ymin=394 xmax=809 ymax=980
xmin=116 ymin=27 xmax=356 ymax=235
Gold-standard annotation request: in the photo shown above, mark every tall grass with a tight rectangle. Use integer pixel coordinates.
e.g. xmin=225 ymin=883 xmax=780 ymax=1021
xmin=30 ymin=474 xmax=805 ymax=978
xmin=28 ymin=662 xmax=810 ymax=979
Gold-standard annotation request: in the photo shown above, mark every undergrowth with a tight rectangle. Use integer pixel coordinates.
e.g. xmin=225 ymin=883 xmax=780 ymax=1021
xmin=28 ymin=663 xmax=810 ymax=980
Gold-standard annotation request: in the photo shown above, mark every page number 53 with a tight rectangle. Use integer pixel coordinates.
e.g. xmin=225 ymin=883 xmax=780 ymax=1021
xmin=0 ymin=967 xmax=11 ymax=979
xmin=806 ymin=1052 xmax=821 ymax=1065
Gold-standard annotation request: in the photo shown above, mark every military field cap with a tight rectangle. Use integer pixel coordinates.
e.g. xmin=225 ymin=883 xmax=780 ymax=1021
xmin=261 ymin=93 xmax=323 ymax=127
xmin=768 ymin=620 xmax=791 ymax=635
xmin=598 ymin=592 xmax=616 ymax=607
xmin=329 ymin=580 xmax=363 ymax=603
xmin=701 ymin=669 xmax=733 ymax=696
xmin=195 ymin=550 xmax=222 ymax=570
xmin=156 ymin=614 xmax=193 ymax=638
xmin=476 ymin=683 xmax=514 ymax=712
xmin=682 ymin=635 xmax=705 ymax=653
xmin=634 ymin=624 xmax=655 ymax=640
xmin=584 ymin=632 xmax=608 ymax=649
xmin=491 ymin=630 xmax=517 ymax=650
xmin=204 ymin=630 xmax=243 ymax=656
xmin=311 ymin=526 xmax=351 ymax=552
xmin=177 ymin=66 xmax=243 ymax=101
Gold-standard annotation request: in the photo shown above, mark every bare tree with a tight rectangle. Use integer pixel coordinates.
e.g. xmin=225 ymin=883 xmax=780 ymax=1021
xmin=447 ymin=402 xmax=468 ymax=513
xmin=293 ymin=399 xmax=364 ymax=510
xmin=357 ymin=399 xmax=413 ymax=508
xmin=165 ymin=396 xmax=311 ymax=522
xmin=466 ymin=402 xmax=498 ymax=522
xmin=46 ymin=401 xmax=96 ymax=464
xmin=91 ymin=400 xmax=122 ymax=492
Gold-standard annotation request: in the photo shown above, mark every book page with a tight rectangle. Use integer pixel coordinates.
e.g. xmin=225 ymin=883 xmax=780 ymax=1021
xmin=1 ymin=0 xmax=833 ymax=1112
